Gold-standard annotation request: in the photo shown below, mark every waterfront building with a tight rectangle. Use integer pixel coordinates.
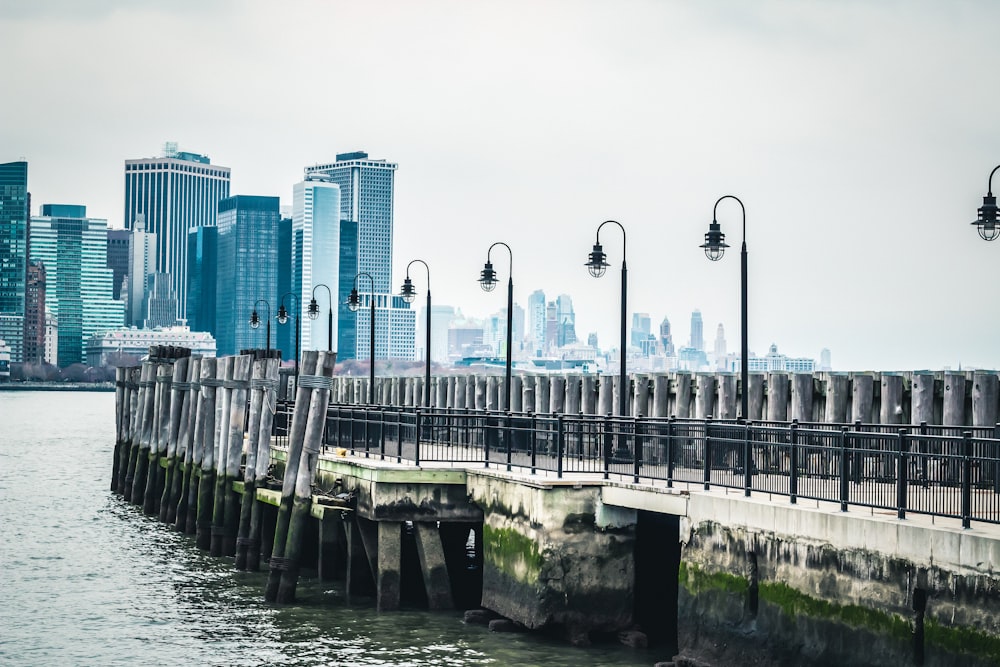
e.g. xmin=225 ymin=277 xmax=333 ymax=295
xmin=85 ymin=326 xmax=216 ymax=367
xmin=123 ymin=145 xmax=230 ymax=321
xmin=689 ymin=309 xmax=704 ymax=351
xmin=740 ymin=344 xmax=816 ymax=373
xmin=214 ymin=195 xmax=280 ymax=357
xmin=44 ymin=309 xmax=57 ymax=364
xmin=106 ymin=229 xmax=130 ymax=301
xmin=292 ymin=176 xmax=341 ymax=357
xmin=23 ymin=260 xmax=46 ymax=363
xmin=185 ymin=225 xmax=217 ymax=336
xmin=30 ymin=205 xmax=125 ymax=366
xmin=0 ymin=161 xmax=29 ymax=362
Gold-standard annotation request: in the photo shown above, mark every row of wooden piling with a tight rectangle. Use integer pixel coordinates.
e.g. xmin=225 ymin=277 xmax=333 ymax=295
xmin=111 ymin=349 xmax=336 ymax=602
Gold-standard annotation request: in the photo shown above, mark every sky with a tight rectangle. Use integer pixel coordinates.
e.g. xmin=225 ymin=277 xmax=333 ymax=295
xmin=2 ymin=0 xmax=998 ymax=371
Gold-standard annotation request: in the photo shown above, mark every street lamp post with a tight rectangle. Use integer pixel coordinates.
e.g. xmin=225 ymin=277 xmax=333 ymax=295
xmin=700 ymin=195 xmax=748 ymax=421
xmin=307 ymin=283 xmax=334 ymax=351
xmin=348 ymin=272 xmax=376 ymax=404
xmin=249 ymin=299 xmax=271 ymax=355
xmin=400 ymin=260 xmax=432 ymax=408
xmin=971 ymin=165 xmax=1000 ymax=242
xmin=479 ymin=242 xmax=513 ymax=411
xmin=277 ymin=292 xmax=300 ymax=377
xmin=585 ymin=221 xmax=628 ymax=417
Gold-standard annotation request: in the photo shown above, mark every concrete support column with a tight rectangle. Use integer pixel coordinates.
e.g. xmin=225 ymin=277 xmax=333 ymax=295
xmin=318 ymin=516 xmax=341 ymax=581
xmin=376 ymin=521 xmax=402 ymax=612
xmin=414 ymin=523 xmax=453 ymax=610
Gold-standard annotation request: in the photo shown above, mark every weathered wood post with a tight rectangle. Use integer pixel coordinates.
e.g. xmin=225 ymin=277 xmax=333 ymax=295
xmin=510 ymin=376 xmax=523 ymax=412
xmin=143 ymin=362 xmax=172 ymax=515
xmin=695 ymin=374 xmax=716 ymax=419
xmin=276 ymin=350 xmax=336 ymax=603
xmin=673 ymin=373 xmax=692 ymax=419
xmin=522 ymin=376 xmax=535 ymax=413
xmin=550 ymin=376 xmax=566 ymax=414
xmin=117 ymin=366 xmax=141 ymax=495
xmin=454 ymin=376 xmax=467 ymax=410
xmin=851 ymin=373 xmax=874 ymax=424
xmin=825 ymin=373 xmax=850 ymax=424
xmin=210 ymin=356 xmax=236 ymax=557
xmin=130 ymin=361 xmax=156 ymax=505
xmin=747 ymin=373 xmax=764 ymax=421
xmin=195 ymin=357 xmax=220 ymax=550
xmin=652 ymin=374 xmax=669 ymax=419
xmin=475 ymin=375 xmax=487 ymax=410
xmin=265 ymin=351 xmax=320 ymax=602
xmin=718 ymin=374 xmax=737 ymax=420
xmin=633 ymin=374 xmax=650 ymax=418
xmin=174 ymin=357 xmax=201 ymax=532
xmin=219 ymin=355 xmax=252 ymax=557
xmin=565 ymin=375 xmax=582 ymax=415
xmin=766 ymin=373 xmax=789 ymax=422
xmin=159 ymin=356 xmax=189 ymax=523
xmin=598 ymin=375 xmax=613 ymax=416
xmin=880 ymin=374 xmax=905 ymax=425
xmin=112 ymin=367 xmax=127 ymax=490
xmin=536 ymin=376 xmax=551 ymax=414
xmin=581 ymin=374 xmax=597 ymax=415
xmin=791 ymin=374 xmax=814 ymax=422
xmin=239 ymin=357 xmax=280 ymax=571
xmin=972 ymin=372 xmax=999 ymax=486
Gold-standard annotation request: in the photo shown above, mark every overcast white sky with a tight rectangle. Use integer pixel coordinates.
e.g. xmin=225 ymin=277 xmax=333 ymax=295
xmin=2 ymin=0 xmax=998 ymax=371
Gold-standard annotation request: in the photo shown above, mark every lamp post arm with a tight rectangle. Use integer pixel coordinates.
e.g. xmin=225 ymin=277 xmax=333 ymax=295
xmin=487 ymin=241 xmax=513 ymax=276
xmin=595 ymin=219 xmax=627 ymax=259
xmin=989 ymin=165 xmax=999 ymax=197
xmin=713 ymin=195 xmax=746 ymax=245
xmin=406 ymin=259 xmax=431 ymax=291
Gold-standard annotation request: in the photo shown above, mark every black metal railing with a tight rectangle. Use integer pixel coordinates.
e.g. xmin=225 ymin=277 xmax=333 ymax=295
xmin=268 ymin=403 xmax=1000 ymax=528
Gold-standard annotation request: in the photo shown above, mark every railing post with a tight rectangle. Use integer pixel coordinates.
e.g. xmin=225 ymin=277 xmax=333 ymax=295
xmin=961 ymin=430 xmax=972 ymax=529
xmin=379 ymin=407 xmax=386 ymax=460
xmin=483 ymin=409 xmax=491 ymax=469
xmin=633 ymin=415 xmax=642 ymax=484
xmin=852 ymin=419 xmax=863 ymax=484
xmin=703 ymin=417 xmax=713 ymax=491
xmin=993 ymin=423 xmax=1000 ymax=495
xmin=350 ymin=408 xmax=358 ymax=452
xmin=666 ymin=415 xmax=676 ymax=488
xmin=743 ymin=419 xmax=752 ymax=497
xmin=896 ymin=428 xmax=908 ymax=520
xmin=919 ymin=421 xmax=929 ymax=489
xmin=414 ymin=408 xmax=422 ymax=466
xmin=530 ymin=410 xmax=537 ymax=475
xmin=505 ymin=412 xmax=513 ymax=473
xmin=839 ymin=426 xmax=850 ymax=512
xmin=603 ymin=413 xmax=612 ymax=481
xmin=789 ymin=420 xmax=799 ymax=504
xmin=396 ymin=408 xmax=403 ymax=463
xmin=557 ymin=414 xmax=565 ymax=479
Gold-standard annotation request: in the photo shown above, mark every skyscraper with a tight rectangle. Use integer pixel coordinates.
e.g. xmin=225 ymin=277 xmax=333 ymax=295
xmin=29 ymin=205 xmax=124 ymax=366
xmin=659 ymin=316 xmax=675 ymax=357
xmin=186 ymin=225 xmax=217 ymax=335
xmin=305 ymin=151 xmax=397 ymax=294
xmin=0 ymin=161 xmax=29 ymax=362
xmin=106 ymin=229 xmax=130 ymax=301
xmin=292 ymin=176 xmax=341 ymax=356
xmin=23 ymin=260 xmax=46 ymax=364
xmin=127 ymin=215 xmax=156 ymax=327
xmin=631 ymin=312 xmax=652 ymax=347
xmin=528 ymin=290 xmax=546 ymax=355
xmin=556 ymin=294 xmax=577 ymax=347
xmin=123 ymin=146 xmax=230 ymax=322
xmin=713 ymin=323 xmax=727 ymax=370
xmin=690 ymin=309 xmax=704 ymax=351
xmin=214 ymin=195 xmax=280 ymax=357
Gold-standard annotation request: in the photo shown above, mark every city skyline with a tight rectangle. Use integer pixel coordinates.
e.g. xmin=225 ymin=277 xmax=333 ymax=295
xmin=3 ymin=1 xmax=998 ymax=371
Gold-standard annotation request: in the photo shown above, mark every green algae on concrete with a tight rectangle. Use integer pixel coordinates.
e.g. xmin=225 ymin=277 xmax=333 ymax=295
xmin=483 ymin=524 xmax=544 ymax=584
xmin=679 ymin=561 xmax=749 ymax=597
xmin=925 ymin=616 xmax=1000 ymax=662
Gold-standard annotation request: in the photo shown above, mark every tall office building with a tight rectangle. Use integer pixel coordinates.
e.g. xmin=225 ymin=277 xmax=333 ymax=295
xmin=185 ymin=226 xmax=217 ymax=335
xmin=276 ymin=216 xmax=292 ymax=361
xmin=659 ymin=316 xmax=675 ymax=357
xmin=713 ymin=323 xmax=727 ymax=370
xmin=123 ymin=145 xmax=230 ymax=322
xmin=106 ymin=229 xmax=130 ymax=301
xmin=354 ymin=293 xmax=416 ymax=361
xmin=689 ymin=309 xmax=704 ymax=351
xmin=305 ymin=151 xmax=397 ymax=294
xmin=23 ymin=260 xmax=46 ymax=363
xmin=555 ymin=294 xmax=577 ymax=347
xmin=292 ymin=176 xmax=341 ymax=356
xmin=0 ymin=161 xmax=29 ymax=362
xmin=143 ymin=272 xmax=178 ymax=329
xmin=527 ymin=290 xmax=546 ymax=355
xmin=30 ymin=205 xmax=125 ymax=366
xmin=631 ymin=312 xmax=652 ymax=348
xmin=214 ymin=195 xmax=281 ymax=357
xmin=419 ymin=304 xmax=456 ymax=363
xmin=127 ymin=215 xmax=156 ymax=327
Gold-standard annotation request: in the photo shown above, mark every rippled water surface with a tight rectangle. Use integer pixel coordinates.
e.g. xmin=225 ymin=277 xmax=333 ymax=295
xmin=0 ymin=391 xmax=661 ymax=666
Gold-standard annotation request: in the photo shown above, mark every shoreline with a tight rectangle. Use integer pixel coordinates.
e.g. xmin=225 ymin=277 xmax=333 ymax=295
xmin=0 ymin=382 xmax=115 ymax=392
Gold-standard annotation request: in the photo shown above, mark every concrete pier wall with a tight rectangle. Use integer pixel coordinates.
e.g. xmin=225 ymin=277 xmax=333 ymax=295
xmin=332 ymin=370 xmax=1000 ymax=427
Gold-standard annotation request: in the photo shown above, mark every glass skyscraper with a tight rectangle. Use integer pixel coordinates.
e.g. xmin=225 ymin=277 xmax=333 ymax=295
xmin=214 ymin=195 xmax=280 ymax=357
xmin=292 ymin=176 xmax=341 ymax=355
xmin=123 ymin=147 xmax=230 ymax=323
xmin=185 ymin=225 xmax=217 ymax=335
xmin=0 ymin=161 xmax=29 ymax=362
xmin=30 ymin=205 xmax=125 ymax=366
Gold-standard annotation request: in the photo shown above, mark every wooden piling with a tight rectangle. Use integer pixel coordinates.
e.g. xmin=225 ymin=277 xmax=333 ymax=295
xmin=174 ymin=357 xmax=201 ymax=533
xmin=550 ymin=376 xmax=566 ymax=414
xmin=717 ymin=374 xmax=737 ymax=420
xmin=695 ymin=374 xmax=715 ymax=419
xmin=825 ymin=374 xmax=850 ymax=424
xmin=210 ymin=356 xmax=235 ymax=557
xmin=219 ymin=355 xmax=252 ymax=557
xmin=143 ymin=363 xmax=172 ymax=514
xmin=880 ymin=374 xmax=904 ymax=424
xmin=673 ymin=373 xmax=692 ymax=419
xmin=766 ymin=373 xmax=789 ymax=422
xmin=117 ymin=366 xmax=141 ymax=495
xmin=276 ymin=350 xmax=336 ymax=603
xmin=536 ymin=376 xmax=550 ymax=414
xmin=265 ymin=351 xmax=320 ymax=602
xmin=240 ymin=357 xmax=280 ymax=571
xmin=747 ymin=373 xmax=764 ymax=421
xmin=851 ymin=373 xmax=874 ymax=424
xmin=112 ymin=367 xmax=127 ymax=491
xmin=790 ymin=374 xmax=813 ymax=422
xmin=130 ymin=361 xmax=156 ymax=505
xmin=510 ymin=376 xmax=523 ymax=412
xmin=454 ymin=376 xmax=467 ymax=410
xmin=911 ymin=373 xmax=935 ymax=426
xmin=565 ymin=375 xmax=582 ymax=415
xmin=195 ymin=357 xmax=220 ymax=550
xmin=972 ymin=372 xmax=999 ymax=427
xmin=633 ymin=375 xmax=650 ymax=418
xmin=581 ymin=375 xmax=597 ymax=415
xmin=159 ymin=357 xmax=189 ymax=523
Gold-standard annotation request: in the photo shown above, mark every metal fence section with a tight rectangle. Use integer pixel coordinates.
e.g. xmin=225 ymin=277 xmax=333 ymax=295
xmin=270 ymin=402 xmax=1000 ymax=527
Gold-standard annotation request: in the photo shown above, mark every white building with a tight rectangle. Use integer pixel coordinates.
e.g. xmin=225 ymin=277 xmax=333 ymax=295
xmin=293 ymin=175 xmax=341 ymax=353
xmin=86 ymin=326 xmax=216 ymax=367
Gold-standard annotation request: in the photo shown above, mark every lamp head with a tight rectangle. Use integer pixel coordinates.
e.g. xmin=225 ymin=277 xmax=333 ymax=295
xmin=347 ymin=287 xmax=361 ymax=312
xmin=277 ymin=304 xmax=289 ymax=324
xmin=400 ymin=276 xmax=417 ymax=303
xmin=700 ymin=220 xmax=729 ymax=261
xmin=479 ymin=261 xmax=497 ymax=292
xmin=307 ymin=298 xmax=319 ymax=320
xmin=585 ymin=242 xmax=609 ymax=278
xmin=249 ymin=310 xmax=260 ymax=329
xmin=973 ymin=194 xmax=999 ymax=242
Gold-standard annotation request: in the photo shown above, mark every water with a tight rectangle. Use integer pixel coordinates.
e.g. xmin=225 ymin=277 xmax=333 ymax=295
xmin=0 ymin=392 xmax=662 ymax=666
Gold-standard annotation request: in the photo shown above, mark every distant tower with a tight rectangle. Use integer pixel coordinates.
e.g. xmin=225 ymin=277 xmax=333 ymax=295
xmin=24 ymin=260 xmax=46 ymax=363
xmin=713 ymin=323 xmax=727 ymax=370
xmin=292 ymin=176 xmax=341 ymax=357
xmin=659 ymin=316 xmax=675 ymax=357
xmin=106 ymin=229 xmax=130 ymax=301
xmin=143 ymin=273 xmax=178 ymax=329
xmin=124 ymin=146 xmax=231 ymax=321
xmin=690 ymin=309 xmax=704 ymax=351
xmin=214 ymin=195 xmax=281 ymax=357
xmin=528 ymin=290 xmax=546 ymax=355
xmin=820 ymin=348 xmax=832 ymax=371
xmin=186 ymin=226 xmax=217 ymax=334
xmin=0 ymin=161 xmax=29 ymax=362
xmin=127 ymin=214 xmax=156 ymax=327
xmin=630 ymin=312 xmax=651 ymax=348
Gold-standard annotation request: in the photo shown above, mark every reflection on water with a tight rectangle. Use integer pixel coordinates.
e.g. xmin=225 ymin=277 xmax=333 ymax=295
xmin=0 ymin=391 xmax=660 ymax=666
